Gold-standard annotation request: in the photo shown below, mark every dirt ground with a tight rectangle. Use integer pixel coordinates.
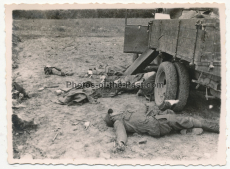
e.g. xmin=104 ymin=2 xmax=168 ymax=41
xmin=12 ymin=19 xmax=221 ymax=161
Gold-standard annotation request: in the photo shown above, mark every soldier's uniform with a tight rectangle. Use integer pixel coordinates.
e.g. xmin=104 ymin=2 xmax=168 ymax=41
xmin=104 ymin=103 xmax=219 ymax=145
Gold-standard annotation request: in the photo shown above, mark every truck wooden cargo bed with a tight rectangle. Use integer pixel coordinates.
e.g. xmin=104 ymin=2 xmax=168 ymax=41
xmin=124 ymin=18 xmax=221 ymax=78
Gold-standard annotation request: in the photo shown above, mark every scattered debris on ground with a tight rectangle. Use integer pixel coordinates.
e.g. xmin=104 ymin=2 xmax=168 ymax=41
xmin=44 ymin=65 xmax=74 ymax=76
xmin=139 ymin=138 xmax=147 ymax=144
xmin=11 ymin=18 xmax=220 ymax=160
xmin=12 ymin=114 xmax=37 ymax=131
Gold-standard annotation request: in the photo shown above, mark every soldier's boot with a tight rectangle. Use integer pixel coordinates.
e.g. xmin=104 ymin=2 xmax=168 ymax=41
xmin=180 ymin=128 xmax=203 ymax=135
xmin=201 ymin=120 xmax=219 ymax=133
xmin=159 ymin=100 xmax=179 ymax=111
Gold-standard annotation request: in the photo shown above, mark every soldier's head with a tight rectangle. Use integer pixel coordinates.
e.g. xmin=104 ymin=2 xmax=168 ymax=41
xmin=104 ymin=109 xmax=114 ymax=127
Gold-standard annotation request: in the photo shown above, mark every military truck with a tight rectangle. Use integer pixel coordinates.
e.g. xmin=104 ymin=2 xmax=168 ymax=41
xmin=123 ymin=8 xmax=221 ymax=111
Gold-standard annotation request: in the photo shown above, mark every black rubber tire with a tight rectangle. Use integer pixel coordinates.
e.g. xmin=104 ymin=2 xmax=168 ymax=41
xmin=172 ymin=62 xmax=190 ymax=112
xmin=154 ymin=62 xmax=178 ymax=110
xmin=132 ymin=53 xmax=139 ymax=62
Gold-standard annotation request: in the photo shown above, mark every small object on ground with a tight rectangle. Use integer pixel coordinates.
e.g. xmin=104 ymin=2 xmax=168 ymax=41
xmin=87 ymin=69 xmax=93 ymax=78
xmin=52 ymin=131 xmax=60 ymax=142
xmin=12 ymin=90 xmax=20 ymax=99
xmin=28 ymin=92 xmax=38 ymax=98
xmin=64 ymin=72 xmax=74 ymax=76
xmin=72 ymin=122 xmax=80 ymax=126
xmin=209 ymin=105 xmax=213 ymax=109
xmin=139 ymin=138 xmax=147 ymax=144
xmin=12 ymin=82 xmax=28 ymax=98
xmin=157 ymin=100 xmax=180 ymax=111
xmin=117 ymin=91 xmax=122 ymax=95
xmin=100 ymin=74 xmax=107 ymax=83
xmin=116 ymin=142 xmax=125 ymax=151
xmin=53 ymin=89 xmax=97 ymax=106
xmin=12 ymin=104 xmax=27 ymax=109
xmin=84 ymin=121 xmax=90 ymax=130
xmin=45 ymin=85 xmax=59 ymax=88
xmin=12 ymin=99 xmax=18 ymax=106
xmin=38 ymin=85 xmax=59 ymax=91
xmin=55 ymin=90 xmax=63 ymax=96
xmin=108 ymin=92 xmax=118 ymax=97
xmin=74 ymin=118 xmax=87 ymax=122
xmin=88 ymin=69 xmax=93 ymax=75
xmin=60 ymin=87 xmax=74 ymax=93
xmin=44 ymin=65 xmax=73 ymax=76
xmin=165 ymin=100 xmax=179 ymax=106
xmin=12 ymin=114 xmax=37 ymax=130
xmin=38 ymin=87 xmax=45 ymax=91
xmin=180 ymin=128 xmax=203 ymax=135
xmin=12 ymin=63 xmax=18 ymax=69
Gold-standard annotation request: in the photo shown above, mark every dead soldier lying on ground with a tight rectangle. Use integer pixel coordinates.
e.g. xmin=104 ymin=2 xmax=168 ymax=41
xmin=44 ymin=65 xmax=74 ymax=76
xmin=111 ymin=71 xmax=156 ymax=100
xmin=104 ymin=100 xmax=219 ymax=151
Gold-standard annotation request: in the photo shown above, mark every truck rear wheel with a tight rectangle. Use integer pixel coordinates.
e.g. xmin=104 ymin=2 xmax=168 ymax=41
xmin=172 ymin=62 xmax=190 ymax=112
xmin=154 ymin=62 xmax=178 ymax=110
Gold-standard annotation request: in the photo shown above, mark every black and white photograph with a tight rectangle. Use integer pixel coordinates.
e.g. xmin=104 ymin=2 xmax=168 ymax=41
xmin=5 ymin=3 xmax=226 ymax=165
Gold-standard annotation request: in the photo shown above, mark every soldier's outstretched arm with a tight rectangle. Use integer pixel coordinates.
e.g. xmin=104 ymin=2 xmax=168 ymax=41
xmin=114 ymin=120 xmax=127 ymax=150
xmin=52 ymin=67 xmax=61 ymax=71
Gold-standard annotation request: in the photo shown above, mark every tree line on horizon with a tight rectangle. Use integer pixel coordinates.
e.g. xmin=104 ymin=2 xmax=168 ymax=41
xmin=13 ymin=9 xmax=155 ymax=19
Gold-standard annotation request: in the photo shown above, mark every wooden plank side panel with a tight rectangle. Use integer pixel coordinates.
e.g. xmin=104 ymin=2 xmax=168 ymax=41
xmin=161 ymin=19 xmax=179 ymax=28
xmin=179 ymin=28 xmax=197 ymax=39
xmin=176 ymin=36 xmax=195 ymax=61
xmin=195 ymin=41 xmax=221 ymax=62
xmin=180 ymin=19 xmax=198 ymax=30
xmin=204 ymin=19 xmax=220 ymax=31
xmin=149 ymin=18 xmax=221 ymax=66
xmin=124 ymin=25 xmax=149 ymax=53
xmin=177 ymin=38 xmax=196 ymax=49
xmin=177 ymin=46 xmax=194 ymax=62
xmin=149 ymin=20 xmax=162 ymax=49
xmin=176 ymin=27 xmax=196 ymax=61
xmin=199 ymin=45 xmax=221 ymax=62
xmin=204 ymin=28 xmax=220 ymax=42
xmin=194 ymin=29 xmax=205 ymax=62
xmin=158 ymin=20 xmax=179 ymax=55
xmin=161 ymin=28 xmax=178 ymax=37
xmin=158 ymin=35 xmax=177 ymax=55
xmin=161 ymin=20 xmax=179 ymax=37
xmin=194 ymin=19 xmax=220 ymax=63
xmin=200 ymin=32 xmax=220 ymax=63
xmin=200 ymin=40 xmax=214 ymax=62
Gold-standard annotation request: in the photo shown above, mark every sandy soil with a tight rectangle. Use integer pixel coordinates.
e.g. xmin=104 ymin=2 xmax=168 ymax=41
xmin=12 ymin=19 xmax=220 ymax=161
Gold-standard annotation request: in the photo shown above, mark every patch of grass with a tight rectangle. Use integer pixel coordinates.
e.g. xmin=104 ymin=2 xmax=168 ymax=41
xmin=13 ymin=18 xmax=153 ymax=40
